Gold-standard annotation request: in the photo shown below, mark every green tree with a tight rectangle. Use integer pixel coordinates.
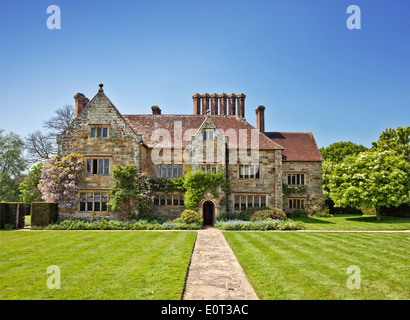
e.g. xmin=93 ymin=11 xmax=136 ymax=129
xmin=329 ymin=150 xmax=410 ymax=220
xmin=108 ymin=165 xmax=153 ymax=218
xmin=0 ymin=130 xmax=26 ymax=201
xmin=18 ymin=163 xmax=43 ymax=203
xmin=320 ymin=141 xmax=368 ymax=200
xmin=320 ymin=141 xmax=368 ymax=163
xmin=372 ymin=126 xmax=410 ymax=160
xmin=38 ymin=154 xmax=84 ymax=210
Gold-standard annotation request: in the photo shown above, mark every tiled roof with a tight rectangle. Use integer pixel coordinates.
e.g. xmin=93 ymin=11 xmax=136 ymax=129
xmin=265 ymin=132 xmax=323 ymax=161
xmin=123 ymin=114 xmax=283 ymax=150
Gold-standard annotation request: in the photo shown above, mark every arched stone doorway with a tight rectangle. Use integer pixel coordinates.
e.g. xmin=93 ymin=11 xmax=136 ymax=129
xmin=202 ymin=201 xmax=215 ymax=225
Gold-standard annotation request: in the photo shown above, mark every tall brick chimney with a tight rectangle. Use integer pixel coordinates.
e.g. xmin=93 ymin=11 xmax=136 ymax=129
xmin=219 ymin=93 xmax=227 ymax=115
xmin=151 ymin=105 xmax=161 ymax=115
xmin=192 ymin=93 xmax=201 ymax=115
xmin=210 ymin=93 xmax=219 ymax=115
xmin=201 ymin=93 xmax=210 ymax=115
xmin=74 ymin=93 xmax=89 ymax=117
xmin=237 ymin=93 xmax=246 ymax=118
xmin=228 ymin=93 xmax=236 ymax=115
xmin=255 ymin=105 xmax=265 ymax=133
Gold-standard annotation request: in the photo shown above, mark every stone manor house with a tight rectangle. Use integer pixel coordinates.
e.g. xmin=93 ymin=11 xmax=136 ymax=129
xmin=57 ymin=84 xmax=323 ymax=224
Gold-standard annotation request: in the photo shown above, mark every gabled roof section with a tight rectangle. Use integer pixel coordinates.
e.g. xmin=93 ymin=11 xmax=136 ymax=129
xmin=61 ymin=85 xmax=140 ymax=138
xmin=123 ymin=114 xmax=283 ymax=150
xmin=266 ymin=132 xmax=323 ymax=161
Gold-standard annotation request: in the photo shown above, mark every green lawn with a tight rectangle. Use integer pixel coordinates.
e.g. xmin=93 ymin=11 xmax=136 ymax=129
xmin=0 ymin=231 xmax=196 ymax=300
xmin=292 ymin=214 xmax=410 ymax=230
xmin=223 ymin=232 xmax=410 ymax=300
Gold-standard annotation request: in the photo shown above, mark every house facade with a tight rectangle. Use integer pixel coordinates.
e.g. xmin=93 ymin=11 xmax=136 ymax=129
xmin=57 ymin=84 xmax=323 ymax=223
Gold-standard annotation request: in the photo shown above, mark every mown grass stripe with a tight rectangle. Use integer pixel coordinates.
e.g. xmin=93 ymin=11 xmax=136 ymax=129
xmin=223 ymin=231 xmax=410 ymax=300
xmin=0 ymin=231 xmax=197 ymax=300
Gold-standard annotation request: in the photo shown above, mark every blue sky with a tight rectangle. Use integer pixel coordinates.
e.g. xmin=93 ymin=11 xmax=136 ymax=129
xmin=1 ymin=0 xmax=409 ymax=149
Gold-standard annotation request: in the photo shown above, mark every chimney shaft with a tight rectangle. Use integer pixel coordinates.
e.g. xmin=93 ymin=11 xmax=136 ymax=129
xmin=237 ymin=93 xmax=246 ymax=118
xmin=201 ymin=93 xmax=210 ymax=115
xmin=151 ymin=105 xmax=161 ymax=115
xmin=255 ymin=105 xmax=265 ymax=133
xmin=74 ymin=93 xmax=89 ymax=117
xmin=228 ymin=93 xmax=236 ymax=115
xmin=192 ymin=93 xmax=201 ymax=115
xmin=210 ymin=93 xmax=219 ymax=115
xmin=219 ymin=93 xmax=227 ymax=115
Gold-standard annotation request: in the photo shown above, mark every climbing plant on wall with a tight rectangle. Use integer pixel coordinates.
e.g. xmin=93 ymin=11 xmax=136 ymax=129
xmin=182 ymin=168 xmax=230 ymax=210
xmin=135 ymin=166 xmax=231 ymax=212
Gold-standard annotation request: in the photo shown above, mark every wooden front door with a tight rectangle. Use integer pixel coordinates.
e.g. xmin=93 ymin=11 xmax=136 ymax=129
xmin=203 ymin=201 xmax=214 ymax=225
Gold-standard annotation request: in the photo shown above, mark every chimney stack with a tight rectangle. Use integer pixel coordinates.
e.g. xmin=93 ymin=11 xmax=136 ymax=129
xmin=219 ymin=93 xmax=227 ymax=115
xmin=237 ymin=93 xmax=246 ymax=118
xmin=228 ymin=93 xmax=236 ymax=115
xmin=151 ymin=105 xmax=161 ymax=115
xmin=210 ymin=93 xmax=219 ymax=115
xmin=192 ymin=93 xmax=201 ymax=115
xmin=255 ymin=105 xmax=265 ymax=133
xmin=74 ymin=93 xmax=89 ymax=117
xmin=201 ymin=93 xmax=210 ymax=115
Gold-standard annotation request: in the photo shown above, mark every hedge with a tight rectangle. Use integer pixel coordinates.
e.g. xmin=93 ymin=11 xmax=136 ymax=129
xmin=0 ymin=202 xmax=30 ymax=229
xmin=380 ymin=204 xmax=410 ymax=217
xmin=31 ymin=202 xmax=59 ymax=226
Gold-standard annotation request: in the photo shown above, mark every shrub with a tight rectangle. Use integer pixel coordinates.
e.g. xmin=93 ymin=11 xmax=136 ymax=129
xmin=31 ymin=218 xmax=202 ymax=230
xmin=313 ymin=207 xmax=334 ymax=218
xmin=305 ymin=193 xmax=324 ymax=216
xmin=38 ymin=154 xmax=84 ymax=210
xmin=214 ymin=219 xmax=305 ymax=231
xmin=180 ymin=209 xmax=203 ymax=225
xmin=286 ymin=209 xmax=307 ymax=218
xmin=250 ymin=207 xmax=286 ymax=221
xmin=31 ymin=202 xmax=58 ymax=226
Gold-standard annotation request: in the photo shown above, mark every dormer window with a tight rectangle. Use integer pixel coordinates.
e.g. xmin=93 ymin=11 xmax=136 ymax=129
xmin=91 ymin=126 xmax=109 ymax=138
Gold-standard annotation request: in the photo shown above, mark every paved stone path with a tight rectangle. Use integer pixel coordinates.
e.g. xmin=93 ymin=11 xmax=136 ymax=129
xmin=182 ymin=227 xmax=258 ymax=300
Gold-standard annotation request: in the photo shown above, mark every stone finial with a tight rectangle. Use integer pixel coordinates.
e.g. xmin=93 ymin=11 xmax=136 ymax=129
xmin=98 ymin=83 xmax=104 ymax=92
xmin=151 ymin=105 xmax=161 ymax=115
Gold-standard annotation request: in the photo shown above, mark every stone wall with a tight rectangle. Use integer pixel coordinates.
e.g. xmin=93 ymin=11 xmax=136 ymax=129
xmin=282 ymin=160 xmax=322 ymax=211
xmin=227 ymin=149 xmax=282 ymax=211
xmin=57 ymin=90 xmax=142 ymax=218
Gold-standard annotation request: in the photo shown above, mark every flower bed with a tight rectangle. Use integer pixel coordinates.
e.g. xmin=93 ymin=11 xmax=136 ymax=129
xmin=215 ymin=219 xmax=306 ymax=231
xmin=31 ymin=218 xmax=202 ymax=230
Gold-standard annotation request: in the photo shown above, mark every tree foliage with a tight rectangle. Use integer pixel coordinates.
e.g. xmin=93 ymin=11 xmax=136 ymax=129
xmin=108 ymin=164 xmax=153 ymax=218
xmin=18 ymin=163 xmax=43 ymax=203
xmin=372 ymin=126 xmax=410 ymax=160
xmin=38 ymin=154 xmax=85 ymax=210
xmin=0 ymin=129 xmax=26 ymax=201
xmin=320 ymin=141 xmax=368 ymax=201
xmin=329 ymin=150 xmax=410 ymax=220
xmin=320 ymin=141 xmax=368 ymax=163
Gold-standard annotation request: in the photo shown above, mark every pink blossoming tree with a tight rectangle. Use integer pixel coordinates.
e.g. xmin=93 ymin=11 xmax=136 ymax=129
xmin=38 ymin=154 xmax=85 ymax=210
